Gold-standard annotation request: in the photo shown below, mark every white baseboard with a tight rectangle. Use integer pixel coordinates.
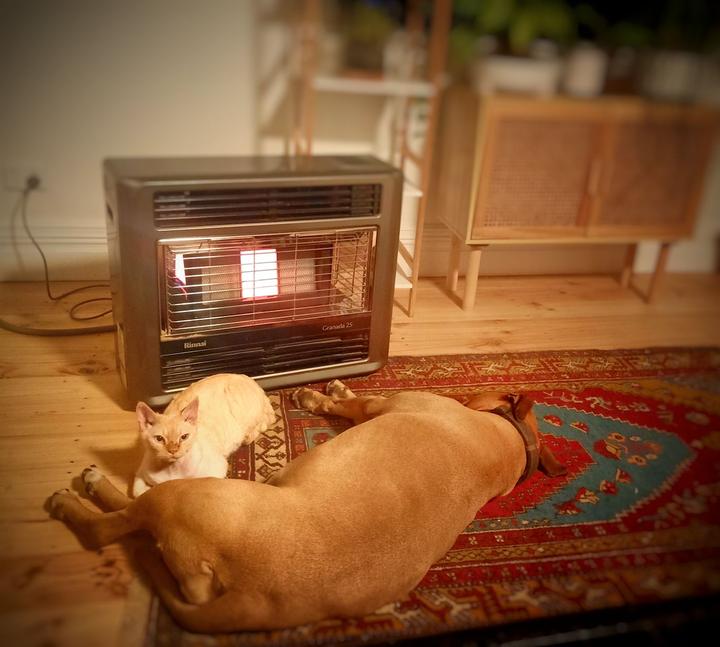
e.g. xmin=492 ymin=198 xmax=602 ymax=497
xmin=0 ymin=224 xmax=109 ymax=281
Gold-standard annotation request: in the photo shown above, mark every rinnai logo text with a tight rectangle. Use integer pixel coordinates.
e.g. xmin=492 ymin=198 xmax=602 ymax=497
xmin=184 ymin=340 xmax=208 ymax=349
xmin=322 ymin=322 xmax=353 ymax=332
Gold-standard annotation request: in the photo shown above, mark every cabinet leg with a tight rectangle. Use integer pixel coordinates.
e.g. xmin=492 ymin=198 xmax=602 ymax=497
xmin=620 ymin=243 xmax=637 ymax=288
xmin=646 ymin=242 xmax=671 ymax=303
xmin=447 ymin=236 xmax=461 ymax=292
xmin=462 ymin=247 xmax=484 ymax=311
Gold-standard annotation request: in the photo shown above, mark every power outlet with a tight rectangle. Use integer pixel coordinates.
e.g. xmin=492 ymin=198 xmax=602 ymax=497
xmin=2 ymin=167 xmax=43 ymax=192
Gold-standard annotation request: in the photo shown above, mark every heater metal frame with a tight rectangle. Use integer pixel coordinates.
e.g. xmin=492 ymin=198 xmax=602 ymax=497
xmin=104 ymin=155 xmax=402 ymax=407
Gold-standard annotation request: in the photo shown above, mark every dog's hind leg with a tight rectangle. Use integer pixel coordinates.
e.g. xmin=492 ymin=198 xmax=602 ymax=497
xmin=48 ymin=488 xmax=139 ymax=548
xmin=81 ymin=465 xmax=131 ymax=511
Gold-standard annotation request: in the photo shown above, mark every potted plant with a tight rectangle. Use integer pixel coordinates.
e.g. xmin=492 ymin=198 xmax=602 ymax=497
xmin=453 ymin=0 xmax=576 ymax=96
xmin=340 ymin=1 xmax=398 ymax=72
xmin=638 ymin=0 xmax=714 ymax=101
xmin=562 ymin=4 xmax=609 ymax=97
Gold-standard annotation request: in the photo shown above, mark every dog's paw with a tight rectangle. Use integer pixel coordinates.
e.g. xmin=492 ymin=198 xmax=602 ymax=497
xmin=326 ymin=379 xmax=354 ymax=401
xmin=47 ymin=488 xmax=75 ymax=519
xmin=81 ymin=465 xmax=103 ymax=495
xmin=292 ymin=387 xmax=318 ymax=410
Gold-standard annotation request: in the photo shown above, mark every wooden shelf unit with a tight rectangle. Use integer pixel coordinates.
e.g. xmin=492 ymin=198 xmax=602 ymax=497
xmin=431 ymin=88 xmax=718 ymax=309
xmin=294 ymin=0 xmax=451 ymax=316
xmin=312 ymin=75 xmax=435 ymax=98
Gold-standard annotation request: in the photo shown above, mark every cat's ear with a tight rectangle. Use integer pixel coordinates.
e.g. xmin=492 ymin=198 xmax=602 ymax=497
xmin=136 ymin=402 xmax=157 ymax=433
xmin=181 ymin=398 xmax=199 ymax=426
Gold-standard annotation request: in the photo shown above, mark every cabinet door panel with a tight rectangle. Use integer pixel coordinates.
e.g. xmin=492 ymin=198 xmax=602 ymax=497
xmin=472 ymin=117 xmax=598 ymax=240
xmin=594 ymin=119 xmax=712 ymax=235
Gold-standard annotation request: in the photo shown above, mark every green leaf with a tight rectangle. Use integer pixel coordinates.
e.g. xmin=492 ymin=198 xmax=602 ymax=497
xmin=477 ymin=0 xmax=516 ymax=34
xmin=509 ymin=8 xmax=538 ymax=54
xmin=449 ymin=25 xmax=479 ymax=70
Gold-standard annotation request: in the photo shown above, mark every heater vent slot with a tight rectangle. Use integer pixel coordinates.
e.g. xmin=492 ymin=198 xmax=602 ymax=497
xmin=159 ymin=329 xmax=370 ymax=391
xmin=159 ymin=228 xmax=376 ymax=338
xmin=154 ymin=184 xmax=382 ymax=228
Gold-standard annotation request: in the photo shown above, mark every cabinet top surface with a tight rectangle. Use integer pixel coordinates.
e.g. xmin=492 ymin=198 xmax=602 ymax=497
xmin=473 ymin=91 xmax=720 ymax=119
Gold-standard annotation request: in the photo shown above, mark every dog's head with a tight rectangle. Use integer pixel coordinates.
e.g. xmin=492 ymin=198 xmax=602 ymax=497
xmin=464 ymin=392 xmax=567 ymax=478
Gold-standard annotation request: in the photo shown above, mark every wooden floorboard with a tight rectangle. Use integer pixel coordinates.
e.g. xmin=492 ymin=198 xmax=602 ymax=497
xmin=0 ymin=274 xmax=718 ymax=646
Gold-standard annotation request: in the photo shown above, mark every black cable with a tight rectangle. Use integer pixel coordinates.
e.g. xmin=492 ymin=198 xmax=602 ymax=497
xmin=0 ymin=181 xmax=115 ymax=336
xmin=19 ymin=185 xmax=112 ymax=312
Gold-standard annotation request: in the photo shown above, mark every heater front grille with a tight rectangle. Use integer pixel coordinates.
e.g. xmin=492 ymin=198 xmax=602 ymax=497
xmin=154 ymin=184 xmax=382 ymax=228
xmin=159 ymin=228 xmax=376 ymax=338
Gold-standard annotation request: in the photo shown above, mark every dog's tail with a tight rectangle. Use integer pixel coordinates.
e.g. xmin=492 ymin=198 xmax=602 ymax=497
xmin=136 ymin=548 xmax=288 ymax=633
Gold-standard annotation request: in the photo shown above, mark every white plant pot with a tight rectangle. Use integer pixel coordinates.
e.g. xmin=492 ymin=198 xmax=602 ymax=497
xmin=640 ymin=50 xmax=702 ymax=101
xmin=563 ymin=45 xmax=608 ymax=97
xmin=473 ymin=55 xmax=562 ymax=97
xmin=695 ymin=55 xmax=720 ymax=104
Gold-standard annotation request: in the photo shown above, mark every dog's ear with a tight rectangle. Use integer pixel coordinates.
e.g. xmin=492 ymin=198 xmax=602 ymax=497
xmin=510 ymin=394 xmax=534 ymax=421
xmin=539 ymin=445 xmax=567 ymax=477
xmin=510 ymin=395 xmax=567 ymax=476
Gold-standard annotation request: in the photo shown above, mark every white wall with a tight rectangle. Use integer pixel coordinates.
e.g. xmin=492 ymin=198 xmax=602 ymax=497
xmin=0 ymin=0 xmax=257 ymax=280
xmin=1 ymin=0 xmax=717 ymax=282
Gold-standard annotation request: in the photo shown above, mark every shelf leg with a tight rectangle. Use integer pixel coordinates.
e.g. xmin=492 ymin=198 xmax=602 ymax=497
xmin=447 ymin=235 xmax=461 ymax=292
xmin=620 ymin=243 xmax=637 ymax=288
xmin=462 ymin=246 xmax=485 ymax=311
xmin=646 ymin=242 xmax=671 ymax=303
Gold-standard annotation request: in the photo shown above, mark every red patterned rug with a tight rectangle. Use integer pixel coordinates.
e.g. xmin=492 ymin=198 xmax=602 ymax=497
xmin=141 ymin=348 xmax=720 ymax=646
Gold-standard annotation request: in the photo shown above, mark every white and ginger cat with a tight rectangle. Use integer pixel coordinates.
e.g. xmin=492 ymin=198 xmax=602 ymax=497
xmin=133 ymin=373 xmax=275 ymax=497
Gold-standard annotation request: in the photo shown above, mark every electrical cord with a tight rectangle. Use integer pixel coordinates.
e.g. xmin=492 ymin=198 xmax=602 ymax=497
xmin=0 ymin=179 xmax=115 ymax=336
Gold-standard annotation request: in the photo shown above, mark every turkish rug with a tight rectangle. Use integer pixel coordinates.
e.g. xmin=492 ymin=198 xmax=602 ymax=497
xmin=141 ymin=347 xmax=720 ymax=646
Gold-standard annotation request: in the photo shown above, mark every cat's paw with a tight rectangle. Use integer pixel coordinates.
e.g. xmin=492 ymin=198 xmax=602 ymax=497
xmin=132 ymin=478 xmax=151 ymax=498
xmin=81 ymin=465 xmax=103 ymax=495
xmin=47 ymin=488 xmax=75 ymax=519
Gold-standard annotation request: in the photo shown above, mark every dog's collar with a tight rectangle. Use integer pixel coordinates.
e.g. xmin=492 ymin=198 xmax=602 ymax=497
xmin=489 ymin=403 xmax=539 ymax=484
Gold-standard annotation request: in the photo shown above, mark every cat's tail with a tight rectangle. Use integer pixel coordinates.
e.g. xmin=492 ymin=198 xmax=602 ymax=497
xmin=264 ymin=396 xmax=277 ymax=427
xmin=238 ymin=397 xmax=276 ymax=448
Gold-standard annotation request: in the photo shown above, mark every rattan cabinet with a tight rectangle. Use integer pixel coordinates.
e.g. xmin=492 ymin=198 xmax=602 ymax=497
xmin=431 ymin=88 xmax=717 ymax=309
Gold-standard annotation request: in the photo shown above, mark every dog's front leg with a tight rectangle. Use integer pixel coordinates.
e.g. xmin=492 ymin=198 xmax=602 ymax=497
xmin=292 ymin=386 xmax=338 ymax=415
xmin=292 ymin=383 xmax=384 ymax=424
xmin=325 ymin=379 xmax=357 ymax=401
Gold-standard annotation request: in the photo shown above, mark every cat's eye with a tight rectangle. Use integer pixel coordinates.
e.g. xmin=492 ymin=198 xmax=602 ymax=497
xmin=154 ymin=435 xmax=165 ymax=443
xmin=180 ymin=433 xmax=189 ymax=441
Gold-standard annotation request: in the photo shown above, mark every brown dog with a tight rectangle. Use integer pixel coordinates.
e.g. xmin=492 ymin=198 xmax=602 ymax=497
xmin=48 ymin=380 xmax=565 ymax=633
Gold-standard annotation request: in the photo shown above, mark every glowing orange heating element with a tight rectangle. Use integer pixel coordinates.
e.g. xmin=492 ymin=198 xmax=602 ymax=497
xmin=174 ymin=253 xmax=186 ymax=284
xmin=240 ymin=249 xmax=279 ymax=298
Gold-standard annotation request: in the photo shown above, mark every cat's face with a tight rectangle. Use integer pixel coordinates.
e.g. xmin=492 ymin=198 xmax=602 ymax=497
xmin=136 ymin=399 xmax=199 ymax=463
